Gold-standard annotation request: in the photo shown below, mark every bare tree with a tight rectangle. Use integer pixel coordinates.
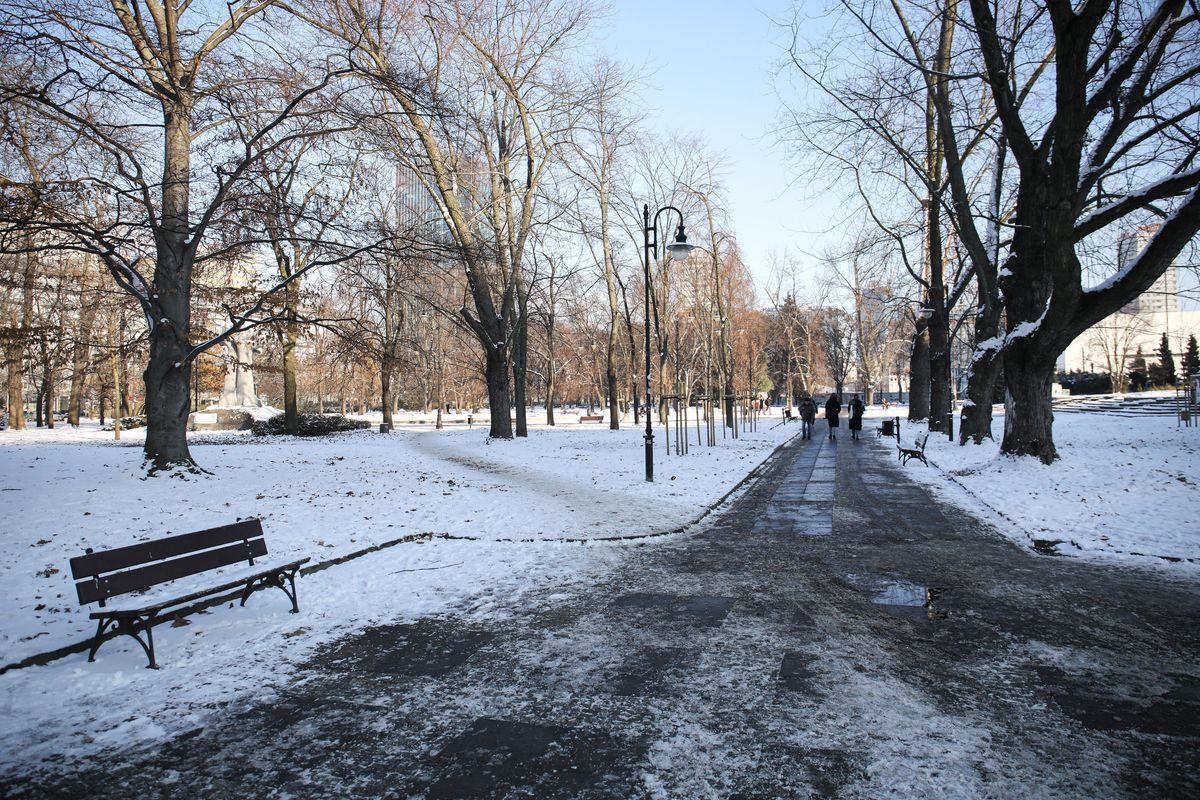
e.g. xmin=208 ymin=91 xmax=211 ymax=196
xmin=0 ymin=1 xmax=351 ymax=470
xmin=965 ymin=0 xmax=1200 ymax=462
xmin=817 ymin=307 xmax=855 ymax=396
xmin=301 ymin=0 xmax=596 ymax=440
xmin=565 ymin=59 xmax=640 ymax=430
xmin=1085 ymin=310 xmax=1155 ymax=392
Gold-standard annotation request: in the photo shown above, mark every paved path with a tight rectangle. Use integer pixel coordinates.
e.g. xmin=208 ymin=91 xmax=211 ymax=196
xmin=9 ymin=434 xmax=1200 ymax=798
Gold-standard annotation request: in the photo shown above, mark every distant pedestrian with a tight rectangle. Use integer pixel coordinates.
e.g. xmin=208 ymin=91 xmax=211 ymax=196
xmin=881 ymin=396 xmax=890 ymax=410
xmin=825 ymin=394 xmax=841 ymax=440
xmin=799 ymin=394 xmax=817 ymax=440
xmin=847 ymin=393 xmax=865 ymax=440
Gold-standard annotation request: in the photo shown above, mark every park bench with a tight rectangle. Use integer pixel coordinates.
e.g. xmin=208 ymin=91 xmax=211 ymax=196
xmin=579 ymin=415 xmax=604 ymax=423
xmin=898 ymin=432 xmax=929 ymax=467
xmin=69 ymin=519 xmax=309 ymax=669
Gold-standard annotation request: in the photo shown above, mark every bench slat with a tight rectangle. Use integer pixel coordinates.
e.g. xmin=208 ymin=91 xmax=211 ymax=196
xmin=70 ymin=519 xmax=264 ymax=578
xmin=75 ymin=538 xmax=268 ymax=605
xmin=90 ymin=557 xmax=311 ymax=618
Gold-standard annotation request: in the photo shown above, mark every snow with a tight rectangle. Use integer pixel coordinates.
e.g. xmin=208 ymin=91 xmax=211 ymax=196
xmin=0 ymin=410 xmax=797 ymax=771
xmin=4 ymin=400 xmax=1196 ymax=782
xmin=890 ymin=400 xmax=1200 ymax=565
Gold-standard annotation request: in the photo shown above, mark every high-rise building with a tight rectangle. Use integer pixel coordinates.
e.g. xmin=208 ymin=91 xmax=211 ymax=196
xmin=1120 ymin=225 xmax=1177 ymax=314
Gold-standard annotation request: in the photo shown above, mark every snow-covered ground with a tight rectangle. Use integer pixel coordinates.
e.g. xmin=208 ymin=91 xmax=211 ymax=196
xmin=875 ymin=399 xmax=1200 ymax=565
xmin=0 ymin=409 xmax=797 ymax=775
xmin=0 ymin=412 xmax=796 ymax=669
xmin=3 ymin=398 xmax=1196 ymax=779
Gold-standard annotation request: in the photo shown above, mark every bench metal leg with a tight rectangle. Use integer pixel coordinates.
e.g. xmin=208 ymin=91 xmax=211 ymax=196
xmin=87 ymin=616 xmax=116 ymax=663
xmin=240 ymin=567 xmax=302 ymax=614
xmin=89 ymin=614 xmax=159 ymax=669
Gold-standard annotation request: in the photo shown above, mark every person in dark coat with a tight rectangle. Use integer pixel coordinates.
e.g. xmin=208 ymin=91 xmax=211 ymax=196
xmin=824 ymin=393 xmax=841 ymax=440
xmin=847 ymin=393 xmax=865 ymax=440
xmin=799 ymin=394 xmax=817 ymax=440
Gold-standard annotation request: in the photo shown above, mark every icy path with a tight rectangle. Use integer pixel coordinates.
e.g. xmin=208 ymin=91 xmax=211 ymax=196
xmin=5 ymin=435 xmax=1199 ymax=798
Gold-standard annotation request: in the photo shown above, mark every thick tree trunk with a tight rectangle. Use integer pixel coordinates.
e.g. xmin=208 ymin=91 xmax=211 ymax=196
xmin=1001 ymin=343 xmax=1057 ymax=463
xmin=143 ymin=344 xmax=193 ymax=469
xmin=142 ymin=103 xmax=196 ymax=471
xmin=5 ymin=344 xmax=23 ymax=429
xmin=959 ymin=305 xmax=1004 ymax=444
xmin=486 ymin=346 xmax=513 ymax=438
xmin=909 ymin=325 xmax=931 ymax=421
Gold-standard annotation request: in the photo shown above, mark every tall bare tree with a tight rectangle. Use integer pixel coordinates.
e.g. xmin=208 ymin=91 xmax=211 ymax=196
xmin=0 ymin=1 xmax=349 ymax=470
xmin=965 ymin=0 xmax=1200 ymax=462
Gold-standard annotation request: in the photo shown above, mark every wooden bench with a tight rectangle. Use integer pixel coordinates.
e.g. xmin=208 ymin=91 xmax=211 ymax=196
xmin=69 ymin=519 xmax=310 ymax=669
xmin=898 ymin=432 xmax=929 ymax=466
xmin=579 ymin=415 xmax=604 ymax=423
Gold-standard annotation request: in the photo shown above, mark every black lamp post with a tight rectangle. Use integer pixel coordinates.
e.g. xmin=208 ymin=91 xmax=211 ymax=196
xmin=643 ymin=203 xmax=695 ymax=482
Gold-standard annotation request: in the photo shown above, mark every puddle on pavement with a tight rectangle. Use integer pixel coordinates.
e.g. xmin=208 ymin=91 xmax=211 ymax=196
xmin=846 ymin=574 xmax=948 ymax=619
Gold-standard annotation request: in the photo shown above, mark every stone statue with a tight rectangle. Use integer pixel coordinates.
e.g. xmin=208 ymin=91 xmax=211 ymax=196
xmin=218 ymin=334 xmax=261 ymax=408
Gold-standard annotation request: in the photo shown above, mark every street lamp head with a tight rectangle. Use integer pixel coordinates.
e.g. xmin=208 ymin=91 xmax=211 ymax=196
xmin=665 ymin=223 xmax=697 ymax=259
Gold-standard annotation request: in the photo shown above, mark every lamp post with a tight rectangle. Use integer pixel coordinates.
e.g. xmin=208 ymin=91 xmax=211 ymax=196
xmin=643 ymin=203 xmax=695 ymax=481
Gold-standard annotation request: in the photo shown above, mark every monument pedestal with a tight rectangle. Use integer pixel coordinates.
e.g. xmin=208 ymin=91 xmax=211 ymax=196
xmin=188 ymin=408 xmax=255 ymax=432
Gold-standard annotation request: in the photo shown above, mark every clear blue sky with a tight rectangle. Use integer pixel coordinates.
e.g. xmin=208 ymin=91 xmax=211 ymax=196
xmin=592 ymin=2 xmax=1200 ymax=308
xmin=595 ymin=0 xmax=842 ymax=296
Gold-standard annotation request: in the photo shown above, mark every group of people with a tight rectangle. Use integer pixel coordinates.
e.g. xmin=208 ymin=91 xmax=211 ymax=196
xmin=795 ymin=392 xmax=865 ymax=442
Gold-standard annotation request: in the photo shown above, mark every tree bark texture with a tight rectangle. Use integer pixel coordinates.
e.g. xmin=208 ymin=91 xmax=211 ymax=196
xmin=486 ymin=345 xmax=513 ymax=438
xmin=142 ymin=103 xmax=196 ymax=471
xmin=959 ymin=303 xmax=1004 ymax=444
xmin=908 ymin=324 xmax=930 ymax=422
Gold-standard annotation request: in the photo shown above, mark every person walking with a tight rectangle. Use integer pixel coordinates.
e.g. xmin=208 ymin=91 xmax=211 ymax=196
xmin=824 ymin=393 xmax=841 ymax=440
xmin=847 ymin=393 xmax=865 ymax=441
xmin=799 ymin=394 xmax=817 ymax=440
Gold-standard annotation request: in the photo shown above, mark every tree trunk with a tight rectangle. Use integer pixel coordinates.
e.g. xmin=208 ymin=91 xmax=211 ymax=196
xmin=545 ymin=335 xmax=556 ymax=427
xmin=959 ymin=304 xmax=1004 ymax=444
xmin=511 ymin=314 xmax=529 ymax=438
xmin=5 ymin=341 xmax=23 ymax=429
xmin=928 ymin=301 xmax=950 ymax=433
xmin=606 ymin=364 xmax=619 ymax=430
xmin=909 ymin=324 xmax=930 ymax=421
xmin=486 ymin=346 xmax=513 ymax=438
xmin=380 ymin=359 xmax=393 ymax=429
xmin=67 ymin=293 xmax=98 ymax=426
xmin=6 ymin=248 xmax=36 ymax=430
xmin=1001 ymin=343 xmax=1057 ymax=463
xmin=44 ymin=372 xmax=54 ymax=428
xmin=281 ymin=303 xmax=300 ymax=435
xmin=143 ymin=344 xmax=194 ymax=469
xmin=142 ymin=102 xmax=196 ymax=471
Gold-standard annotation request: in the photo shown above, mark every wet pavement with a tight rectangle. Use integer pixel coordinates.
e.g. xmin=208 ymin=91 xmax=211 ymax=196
xmin=6 ymin=433 xmax=1200 ymax=798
